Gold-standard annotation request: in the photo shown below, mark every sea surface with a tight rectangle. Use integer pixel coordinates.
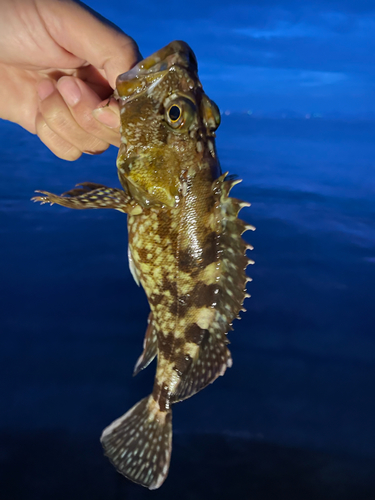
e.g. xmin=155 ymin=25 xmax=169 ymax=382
xmin=1 ymin=114 xmax=375 ymax=499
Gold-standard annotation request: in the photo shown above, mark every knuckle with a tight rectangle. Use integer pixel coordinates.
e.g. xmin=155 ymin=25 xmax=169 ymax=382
xmin=35 ymin=114 xmax=82 ymax=161
xmin=40 ymin=101 xmax=71 ymax=132
xmin=74 ymin=106 xmax=119 ymax=145
xmin=85 ymin=138 xmax=110 ymax=152
xmin=78 ymin=108 xmax=101 ymax=132
xmin=40 ymin=104 xmax=106 ymax=154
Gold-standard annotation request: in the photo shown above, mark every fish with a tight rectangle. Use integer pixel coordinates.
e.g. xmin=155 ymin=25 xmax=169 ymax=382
xmin=32 ymin=40 xmax=254 ymax=489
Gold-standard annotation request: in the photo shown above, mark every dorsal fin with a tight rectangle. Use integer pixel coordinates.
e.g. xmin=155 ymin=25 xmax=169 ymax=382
xmin=172 ymin=174 xmax=254 ymax=402
xmin=213 ymin=174 xmax=254 ymax=323
xmin=171 ymin=326 xmax=232 ymax=403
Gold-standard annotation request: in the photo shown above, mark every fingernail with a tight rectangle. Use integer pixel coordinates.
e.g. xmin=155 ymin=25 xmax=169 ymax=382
xmin=93 ymin=107 xmax=120 ymax=129
xmin=57 ymin=77 xmax=81 ymax=106
xmin=37 ymin=80 xmax=55 ymax=101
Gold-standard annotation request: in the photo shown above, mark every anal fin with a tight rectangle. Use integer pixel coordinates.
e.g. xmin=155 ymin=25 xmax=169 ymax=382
xmin=133 ymin=313 xmax=158 ymax=376
xmin=32 ymin=182 xmax=140 ymax=213
xmin=128 ymin=244 xmax=141 ymax=286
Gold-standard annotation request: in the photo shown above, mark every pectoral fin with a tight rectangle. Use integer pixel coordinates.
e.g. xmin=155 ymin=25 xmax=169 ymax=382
xmin=32 ymin=182 xmax=141 ymax=214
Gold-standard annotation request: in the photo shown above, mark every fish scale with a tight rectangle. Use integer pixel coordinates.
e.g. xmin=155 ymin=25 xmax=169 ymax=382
xmin=32 ymin=40 xmax=254 ymax=490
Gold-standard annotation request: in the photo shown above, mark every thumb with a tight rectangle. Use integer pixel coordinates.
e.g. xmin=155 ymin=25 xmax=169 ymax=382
xmin=41 ymin=0 xmax=141 ymax=88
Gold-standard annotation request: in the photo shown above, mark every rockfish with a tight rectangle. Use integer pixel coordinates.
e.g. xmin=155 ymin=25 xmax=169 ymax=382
xmin=33 ymin=40 xmax=254 ymax=489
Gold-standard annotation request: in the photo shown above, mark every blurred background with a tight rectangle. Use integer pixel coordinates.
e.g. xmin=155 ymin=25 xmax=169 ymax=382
xmin=1 ymin=0 xmax=375 ymax=498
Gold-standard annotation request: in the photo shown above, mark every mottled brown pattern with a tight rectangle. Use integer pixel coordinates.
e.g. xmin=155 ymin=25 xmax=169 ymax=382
xmin=200 ymin=231 xmax=218 ymax=267
xmin=149 ymin=292 xmax=164 ymax=308
xmin=157 ymin=332 xmax=185 ymax=358
xmin=178 ymin=247 xmax=197 ymax=273
xmin=152 ymin=380 xmax=162 ymax=402
xmin=184 ymin=324 xmax=208 ymax=345
xmin=161 ymin=273 xmax=178 ymax=296
xmin=168 ymin=282 xmax=217 ymax=317
xmin=190 ymin=282 xmax=219 ymax=309
xmin=173 ymin=352 xmax=192 ymax=377
xmin=33 ymin=41 xmax=254 ymax=491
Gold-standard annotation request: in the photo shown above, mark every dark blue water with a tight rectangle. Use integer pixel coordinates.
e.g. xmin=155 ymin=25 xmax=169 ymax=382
xmin=1 ymin=113 xmax=375 ymax=499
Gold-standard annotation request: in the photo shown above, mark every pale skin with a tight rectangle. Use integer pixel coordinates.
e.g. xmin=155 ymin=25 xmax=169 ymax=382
xmin=0 ymin=0 xmax=140 ymax=160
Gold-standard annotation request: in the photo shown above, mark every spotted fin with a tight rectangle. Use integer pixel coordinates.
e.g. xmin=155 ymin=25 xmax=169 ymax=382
xmin=171 ymin=328 xmax=232 ymax=403
xmin=133 ymin=313 xmax=158 ymax=376
xmin=172 ymin=173 xmax=253 ymax=402
xmin=213 ymin=173 xmax=254 ymax=323
xmin=32 ymin=182 xmax=140 ymax=213
xmin=100 ymin=395 xmax=172 ymax=490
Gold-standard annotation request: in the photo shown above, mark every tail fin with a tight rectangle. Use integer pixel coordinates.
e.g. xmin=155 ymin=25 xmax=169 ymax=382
xmin=100 ymin=395 xmax=172 ymax=490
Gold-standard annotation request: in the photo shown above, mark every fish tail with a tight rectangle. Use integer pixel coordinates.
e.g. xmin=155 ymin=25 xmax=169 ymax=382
xmin=100 ymin=395 xmax=172 ymax=490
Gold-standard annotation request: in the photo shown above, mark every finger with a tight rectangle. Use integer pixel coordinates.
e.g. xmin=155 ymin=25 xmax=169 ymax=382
xmin=93 ymin=99 xmax=121 ymax=129
xmin=38 ymin=79 xmax=110 ymax=154
xmin=52 ymin=65 xmax=113 ymax=100
xmin=92 ymin=99 xmax=121 ymax=148
xmin=56 ymin=76 xmax=121 ymax=147
xmin=35 ymin=112 xmax=82 ymax=161
xmin=41 ymin=0 xmax=141 ymax=88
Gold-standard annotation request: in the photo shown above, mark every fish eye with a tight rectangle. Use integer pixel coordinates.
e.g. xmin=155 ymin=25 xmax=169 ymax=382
xmin=164 ymin=97 xmax=196 ymax=131
xmin=168 ymin=105 xmax=181 ymax=122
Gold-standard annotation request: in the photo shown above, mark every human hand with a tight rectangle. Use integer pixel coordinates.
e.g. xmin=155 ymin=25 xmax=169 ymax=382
xmin=0 ymin=0 xmax=140 ymax=160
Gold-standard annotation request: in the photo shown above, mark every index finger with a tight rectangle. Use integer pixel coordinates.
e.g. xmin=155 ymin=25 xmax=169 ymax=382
xmin=39 ymin=0 xmax=141 ymax=88
xmin=56 ymin=76 xmax=121 ymax=148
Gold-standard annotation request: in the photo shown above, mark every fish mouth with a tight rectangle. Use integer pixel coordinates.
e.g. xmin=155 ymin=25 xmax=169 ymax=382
xmin=115 ymin=40 xmax=198 ymax=101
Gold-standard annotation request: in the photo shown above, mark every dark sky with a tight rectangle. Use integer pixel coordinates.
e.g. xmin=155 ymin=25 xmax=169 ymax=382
xmin=85 ymin=0 xmax=375 ymax=116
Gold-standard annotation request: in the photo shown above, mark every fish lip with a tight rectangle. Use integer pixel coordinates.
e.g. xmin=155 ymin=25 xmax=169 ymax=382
xmin=115 ymin=40 xmax=197 ymax=100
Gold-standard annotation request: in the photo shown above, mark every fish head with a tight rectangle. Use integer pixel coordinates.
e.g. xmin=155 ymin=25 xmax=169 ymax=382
xmin=115 ymin=40 xmax=221 ymax=208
